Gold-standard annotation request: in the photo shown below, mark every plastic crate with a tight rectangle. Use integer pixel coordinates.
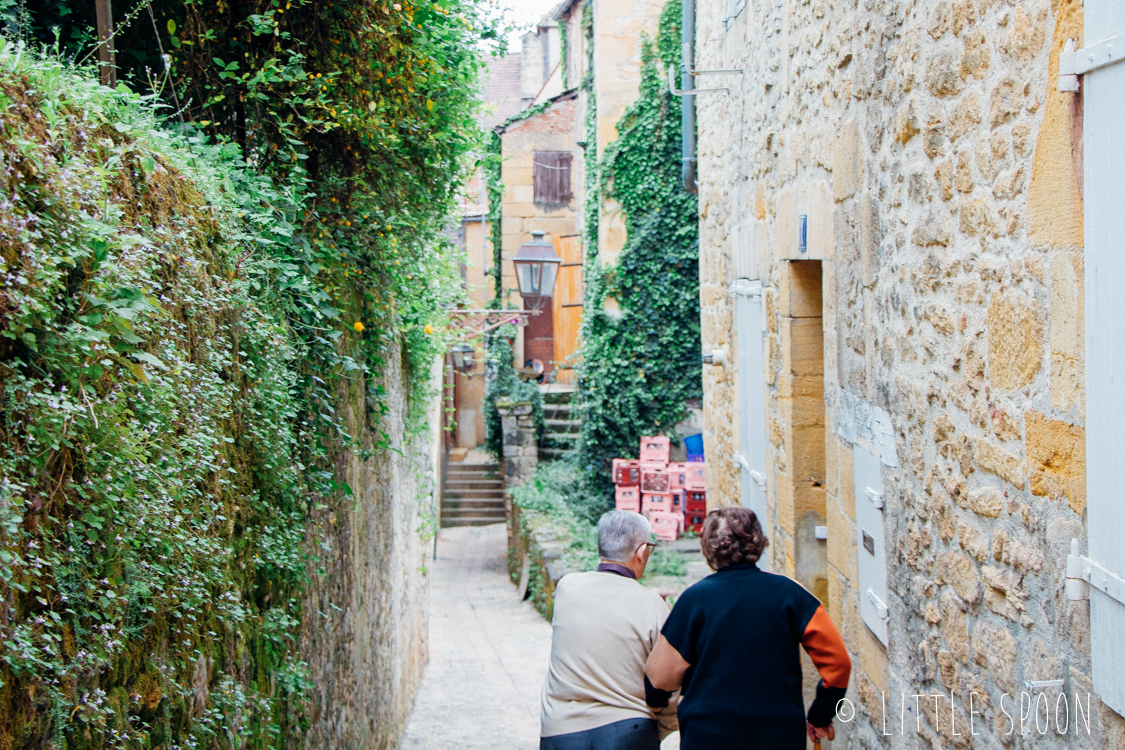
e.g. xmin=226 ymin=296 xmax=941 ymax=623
xmin=686 ymin=453 xmax=705 ymax=463
xmin=684 ymin=462 xmax=708 ymax=491
xmin=649 ymin=511 xmax=680 ymax=542
xmin=639 ymin=436 xmax=671 ymax=464
xmin=670 ymin=489 xmax=685 ymax=513
xmin=613 ymin=458 xmax=640 ymax=486
xmin=641 ymin=466 xmax=671 ymax=493
xmin=642 ymin=493 xmax=673 ymax=515
xmin=615 ymin=486 xmax=640 ymax=511
xmin=684 ymin=433 xmax=704 ymax=455
xmin=684 ymin=491 xmax=706 ymax=533
xmin=668 ymin=463 xmax=686 ymax=491
xmin=685 ymin=491 xmax=707 ymax=515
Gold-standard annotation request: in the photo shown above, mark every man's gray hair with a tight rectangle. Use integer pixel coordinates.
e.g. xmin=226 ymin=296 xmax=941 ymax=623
xmin=598 ymin=510 xmax=652 ymax=562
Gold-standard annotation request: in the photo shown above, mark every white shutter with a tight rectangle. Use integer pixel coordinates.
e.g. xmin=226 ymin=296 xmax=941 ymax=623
xmin=1084 ymin=0 xmax=1125 ymax=716
xmin=854 ymin=444 xmax=888 ymax=645
xmin=733 ymin=279 xmax=768 ymax=570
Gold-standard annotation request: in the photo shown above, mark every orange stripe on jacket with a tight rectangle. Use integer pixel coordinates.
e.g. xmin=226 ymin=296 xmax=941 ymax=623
xmin=801 ymin=605 xmax=851 ymax=689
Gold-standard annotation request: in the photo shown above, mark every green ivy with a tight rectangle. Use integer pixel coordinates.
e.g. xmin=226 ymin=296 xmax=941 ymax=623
xmin=575 ymin=0 xmax=700 ymax=502
xmin=0 ymin=12 xmax=485 ymax=743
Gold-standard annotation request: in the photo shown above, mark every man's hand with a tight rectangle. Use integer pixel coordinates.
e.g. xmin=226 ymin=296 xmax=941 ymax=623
xmin=806 ymin=721 xmax=835 ymax=742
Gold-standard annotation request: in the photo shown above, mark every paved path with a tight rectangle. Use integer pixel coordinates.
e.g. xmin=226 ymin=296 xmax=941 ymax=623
xmin=402 ymin=522 xmax=681 ymax=750
xmin=402 ymin=523 xmax=552 ymax=750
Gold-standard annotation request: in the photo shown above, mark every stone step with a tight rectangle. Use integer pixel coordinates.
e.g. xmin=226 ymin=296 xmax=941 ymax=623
xmin=544 ymin=418 xmax=581 ymax=433
xmin=441 ymin=516 xmax=507 ymax=527
xmin=441 ymin=509 xmax=506 ymax=521
xmin=541 ymin=389 xmax=575 ymax=405
xmin=442 ymin=488 xmax=506 ymax=500
xmin=446 ymin=463 xmax=502 ymax=474
xmin=444 ymin=479 xmax=504 ymax=491
xmin=441 ymin=501 xmax=508 ymax=512
xmin=540 ymin=449 xmax=575 ymax=462
xmin=542 ymin=403 xmax=581 ymax=417
xmin=446 ymin=469 xmax=502 ymax=481
xmin=542 ymin=432 xmax=580 ymax=445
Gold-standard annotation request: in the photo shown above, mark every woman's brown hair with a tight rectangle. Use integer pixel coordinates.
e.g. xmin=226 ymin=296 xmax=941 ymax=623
xmin=700 ymin=507 xmax=770 ymax=570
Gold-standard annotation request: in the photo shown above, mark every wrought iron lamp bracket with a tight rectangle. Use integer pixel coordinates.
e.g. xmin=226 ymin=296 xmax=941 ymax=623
xmin=447 ymin=309 xmax=539 ymax=339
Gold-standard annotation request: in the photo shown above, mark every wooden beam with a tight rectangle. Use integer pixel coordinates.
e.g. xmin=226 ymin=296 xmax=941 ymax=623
xmin=95 ymin=0 xmax=116 ymax=87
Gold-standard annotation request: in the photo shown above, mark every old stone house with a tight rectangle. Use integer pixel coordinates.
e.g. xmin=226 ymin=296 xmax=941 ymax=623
xmin=692 ymin=0 xmax=1125 ymax=745
xmin=553 ymin=0 xmax=668 ymax=282
xmin=495 ymin=90 xmax=580 ymax=378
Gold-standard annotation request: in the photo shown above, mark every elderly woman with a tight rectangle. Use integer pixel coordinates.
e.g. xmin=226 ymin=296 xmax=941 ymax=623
xmin=644 ymin=507 xmax=851 ymax=749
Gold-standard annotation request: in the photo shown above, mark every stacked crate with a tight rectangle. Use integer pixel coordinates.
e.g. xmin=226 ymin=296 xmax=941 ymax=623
xmin=612 ymin=436 xmax=707 ymax=539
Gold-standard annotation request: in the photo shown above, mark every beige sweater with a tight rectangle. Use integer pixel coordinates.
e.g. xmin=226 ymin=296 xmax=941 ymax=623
xmin=540 ymin=571 xmax=677 ymax=738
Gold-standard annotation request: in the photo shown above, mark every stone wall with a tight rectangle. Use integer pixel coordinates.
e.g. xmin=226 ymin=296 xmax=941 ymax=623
xmin=694 ymin=0 xmax=1108 ymax=745
xmin=300 ymin=345 xmax=441 ymax=749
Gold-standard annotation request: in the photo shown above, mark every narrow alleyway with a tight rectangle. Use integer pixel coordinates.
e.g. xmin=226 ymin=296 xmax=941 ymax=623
xmin=402 ymin=522 xmax=681 ymax=749
xmin=401 ymin=523 xmax=551 ymax=749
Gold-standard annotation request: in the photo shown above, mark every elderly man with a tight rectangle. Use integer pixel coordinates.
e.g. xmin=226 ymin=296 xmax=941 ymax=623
xmin=540 ymin=510 xmax=676 ymax=750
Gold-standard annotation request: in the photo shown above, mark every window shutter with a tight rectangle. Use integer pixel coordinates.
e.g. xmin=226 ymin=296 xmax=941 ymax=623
xmin=533 ymin=151 xmax=573 ymax=206
xmin=854 ymin=444 xmax=888 ymax=645
xmin=1084 ymin=0 xmax=1125 ymax=717
xmin=733 ymin=279 xmax=768 ymax=570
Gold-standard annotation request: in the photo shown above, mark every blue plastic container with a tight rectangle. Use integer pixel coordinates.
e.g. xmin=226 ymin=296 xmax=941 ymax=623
xmin=683 ymin=433 xmax=704 ymax=456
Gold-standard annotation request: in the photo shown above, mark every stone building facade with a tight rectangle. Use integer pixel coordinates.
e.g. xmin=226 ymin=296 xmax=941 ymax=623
xmin=554 ymin=0 xmax=667 ymax=271
xmin=691 ymin=0 xmax=1119 ymax=746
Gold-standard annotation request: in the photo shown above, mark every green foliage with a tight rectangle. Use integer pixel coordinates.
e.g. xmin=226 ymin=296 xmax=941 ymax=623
xmin=482 ymin=325 xmax=544 ymax=462
xmin=0 ymin=7 xmax=489 ymax=740
xmin=575 ymin=0 xmax=700 ymax=501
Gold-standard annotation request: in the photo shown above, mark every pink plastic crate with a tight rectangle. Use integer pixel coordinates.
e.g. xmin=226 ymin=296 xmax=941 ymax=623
xmin=668 ymin=462 xmax=687 ymax=491
xmin=615 ymin=486 xmax=640 ymax=511
xmin=670 ymin=489 xmax=685 ymax=513
xmin=613 ymin=458 xmax=640 ymax=486
xmin=640 ymin=466 xmax=671 ymax=493
xmin=642 ymin=493 xmax=673 ymax=515
xmin=684 ymin=462 xmax=708 ymax=491
xmin=649 ymin=511 xmax=679 ymax=541
xmin=639 ymin=436 xmax=671 ymax=464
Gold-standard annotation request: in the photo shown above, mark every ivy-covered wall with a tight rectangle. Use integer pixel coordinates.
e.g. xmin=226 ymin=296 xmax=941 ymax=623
xmin=0 ymin=33 xmax=464 ymax=750
xmin=576 ymin=0 xmax=701 ymax=499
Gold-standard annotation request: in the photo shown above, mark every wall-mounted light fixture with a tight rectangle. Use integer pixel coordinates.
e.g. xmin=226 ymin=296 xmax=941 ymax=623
xmin=512 ymin=230 xmax=562 ymax=300
xmin=451 ymin=343 xmax=475 ymax=371
xmin=798 ymin=215 xmax=808 ymax=254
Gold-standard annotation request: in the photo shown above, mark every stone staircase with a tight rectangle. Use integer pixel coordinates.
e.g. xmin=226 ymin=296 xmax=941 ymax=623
xmin=540 ymin=387 xmax=581 ymax=463
xmin=440 ymin=462 xmax=506 ymax=527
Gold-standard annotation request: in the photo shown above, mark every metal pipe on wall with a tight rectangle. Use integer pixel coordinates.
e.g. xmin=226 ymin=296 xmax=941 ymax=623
xmin=681 ymin=0 xmax=697 ymax=193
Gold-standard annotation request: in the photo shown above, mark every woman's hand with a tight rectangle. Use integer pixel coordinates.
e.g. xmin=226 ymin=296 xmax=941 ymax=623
xmin=806 ymin=721 xmax=835 ymax=742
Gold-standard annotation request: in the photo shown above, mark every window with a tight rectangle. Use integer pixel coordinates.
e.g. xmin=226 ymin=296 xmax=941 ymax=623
xmin=533 ymin=151 xmax=573 ymax=206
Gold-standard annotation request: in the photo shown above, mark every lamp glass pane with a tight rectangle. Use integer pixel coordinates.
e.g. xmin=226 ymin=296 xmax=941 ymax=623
xmin=539 ymin=263 xmax=559 ymax=298
xmin=530 ymin=263 xmax=542 ymax=295
xmin=515 ymin=262 xmax=534 ymax=296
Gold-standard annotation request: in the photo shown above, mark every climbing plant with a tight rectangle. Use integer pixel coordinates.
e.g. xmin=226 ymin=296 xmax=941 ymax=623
xmin=575 ymin=0 xmax=700 ymax=501
xmin=0 ymin=0 xmax=502 ymax=740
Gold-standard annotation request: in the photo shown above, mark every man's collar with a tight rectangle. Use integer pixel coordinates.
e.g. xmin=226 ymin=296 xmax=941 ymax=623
xmin=597 ymin=561 xmax=637 ymax=580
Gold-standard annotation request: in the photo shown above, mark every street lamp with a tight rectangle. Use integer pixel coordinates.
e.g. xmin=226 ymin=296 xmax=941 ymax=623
xmin=512 ymin=231 xmax=562 ymax=299
xmin=450 ymin=343 xmax=475 ymax=371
